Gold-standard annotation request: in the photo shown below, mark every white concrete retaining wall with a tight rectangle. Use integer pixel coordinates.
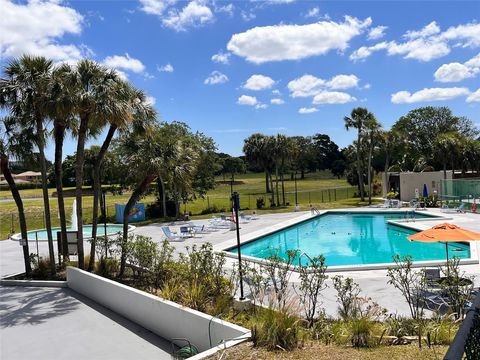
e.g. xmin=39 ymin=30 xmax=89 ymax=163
xmin=66 ymin=267 xmax=249 ymax=353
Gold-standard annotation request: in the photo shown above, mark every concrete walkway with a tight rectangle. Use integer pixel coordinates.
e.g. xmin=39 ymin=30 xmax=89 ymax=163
xmin=0 ymin=286 xmax=173 ymax=360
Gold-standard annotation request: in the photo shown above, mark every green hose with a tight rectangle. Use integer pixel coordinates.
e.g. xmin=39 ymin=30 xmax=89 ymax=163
xmin=175 ymin=344 xmax=199 ymax=359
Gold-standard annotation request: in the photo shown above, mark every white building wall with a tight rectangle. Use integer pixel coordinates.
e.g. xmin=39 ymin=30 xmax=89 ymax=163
xmin=395 ymin=171 xmax=452 ymax=201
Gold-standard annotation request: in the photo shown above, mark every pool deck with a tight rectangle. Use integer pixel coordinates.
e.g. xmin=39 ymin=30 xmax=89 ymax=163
xmin=1 ymin=208 xmax=479 ymax=317
xmin=0 ymin=286 xmax=173 ymax=360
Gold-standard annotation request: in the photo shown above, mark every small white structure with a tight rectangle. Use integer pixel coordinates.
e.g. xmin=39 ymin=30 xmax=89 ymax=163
xmin=383 ymin=171 xmax=453 ymax=202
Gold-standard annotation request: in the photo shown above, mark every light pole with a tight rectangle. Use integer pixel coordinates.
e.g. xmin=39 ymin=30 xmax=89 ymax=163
xmin=232 ymin=192 xmax=245 ymax=301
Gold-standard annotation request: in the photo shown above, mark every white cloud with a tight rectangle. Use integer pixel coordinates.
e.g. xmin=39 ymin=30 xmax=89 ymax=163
xmin=434 ymin=53 xmax=480 ymax=82
xmin=103 ymin=54 xmax=145 ymax=73
xmin=204 ymin=71 xmax=229 ymax=85
xmin=271 ymin=98 xmax=284 ymax=105
xmin=326 ymin=74 xmax=359 ymax=89
xmin=0 ymin=0 xmax=86 ymax=63
xmin=139 ymin=0 xmax=174 ymax=16
xmin=288 ymin=75 xmax=325 ymax=97
xmin=243 ymin=74 xmax=275 ymax=90
xmin=350 ymin=21 xmax=480 ymax=62
xmin=404 ymin=21 xmax=441 ymax=39
xmin=211 ymin=51 xmax=231 ymax=64
xmin=161 ymin=1 xmax=214 ymax=31
xmin=240 ymin=10 xmax=256 ymax=22
xmin=145 ymin=95 xmax=156 ymax=106
xmin=272 ymin=89 xmax=281 ymax=95
xmin=391 ymin=87 xmax=470 ymax=104
xmin=288 ymin=74 xmax=360 ymax=97
xmin=466 ymin=88 xmax=480 ymax=103
xmin=227 ymin=16 xmax=372 ymax=63
xmin=313 ymin=91 xmax=356 ymax=104
xmin=298 ymin=107 xmax=318 ymax=114
xmin=157 ymin=63 xmax=174 ymax=72
xmin=367 ymin=25 xmax=387 ymax=40
xmin=237 ymin=95 xmax=257 ymax=106
xmin=216 ymin=3 xmax=234 ymax=17
xmin=305 ymin=7 xmax=319 ymax=18
xmin=255 ymin=103 xmax=268 ymax=109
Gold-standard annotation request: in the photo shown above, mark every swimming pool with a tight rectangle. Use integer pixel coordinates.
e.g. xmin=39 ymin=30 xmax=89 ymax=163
xmin=228 ymin=212 xmax=471 ymax=267
xmin=11 ymin=224 xmax=135 ymax=242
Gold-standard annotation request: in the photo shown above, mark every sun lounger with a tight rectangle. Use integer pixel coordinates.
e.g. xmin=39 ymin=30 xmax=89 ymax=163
xmin=240 ymin=212 xmax=251 ymax=223
xmin=161 ymin=226 xmax=186 ymax=242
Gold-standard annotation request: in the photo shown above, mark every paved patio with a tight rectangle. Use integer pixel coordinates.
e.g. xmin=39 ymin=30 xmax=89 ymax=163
xmin=0 ymin=286 xmax=173 ymax=360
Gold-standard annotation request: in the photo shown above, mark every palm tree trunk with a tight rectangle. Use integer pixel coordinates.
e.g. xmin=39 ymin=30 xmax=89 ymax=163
xmin=269 ymin=173 xmax=274 ymax=206
xmin=368 ymin=140 xmax=373 ymax=205
xmin=356 ymin=131 xmax=365 ymax=201
xmin=36 ymin=117 xmax=56 ymax=274
xmin=275 ymin=165 xmax=280 ymax=206
xmin=89 ymin=124 xmax=117 ymax=271
xmin=1 ymin=154 xmax=32 ymax=276
xmin=75 ymin=114 xmax=89 ymax=269
xmin=54 ymin=122 xmax=68 ymax=265
xmin=265 ymin=171 xmax=270 ymax=193
xmin=158 ymin=176 xmax=166 ymax=217
xmin=119 ymin=174 xmax=157 ymax=278
xmin=384 ymin=153 xmax=390 ymax=197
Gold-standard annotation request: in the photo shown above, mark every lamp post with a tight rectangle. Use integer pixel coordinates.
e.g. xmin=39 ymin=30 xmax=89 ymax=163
xmin=102 ymin=189 xmax=108 ymax=258
xmin=232 ymin=192 xmax=245 ymax=301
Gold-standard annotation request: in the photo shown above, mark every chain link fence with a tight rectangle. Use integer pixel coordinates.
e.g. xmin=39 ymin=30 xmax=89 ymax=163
xmin=1 ymin=186 xmax=358 ymax=239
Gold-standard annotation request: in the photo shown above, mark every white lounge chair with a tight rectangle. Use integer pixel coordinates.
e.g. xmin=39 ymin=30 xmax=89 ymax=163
xmin=161 ymin=226 xmax=186 ymax=242
xmin=240 ymin=212 xmax=251 ymax=223
xmin=251 ymin=212 xmax=259 ymax=220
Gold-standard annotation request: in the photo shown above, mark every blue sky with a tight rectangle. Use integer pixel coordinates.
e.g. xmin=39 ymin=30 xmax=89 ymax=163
xmin=1 ymin=0 xmax=480 ymax=160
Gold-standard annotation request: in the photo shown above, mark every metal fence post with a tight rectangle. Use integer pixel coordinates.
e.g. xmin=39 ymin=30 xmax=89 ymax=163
xmin=334 ymin=188 xmax=337 ymax=201
xmin=308 ymin=192 xmax=311 ymax=204
xmin=328 ymin=189 xmax=331 ymax=202
xmin=321 ymin=190 xmax=324 ymax=203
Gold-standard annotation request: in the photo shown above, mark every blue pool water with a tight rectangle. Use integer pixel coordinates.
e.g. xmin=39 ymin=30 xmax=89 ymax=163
xmin=229 ymin=212 xmax=471 ymax=266
xmin=16 ymin=224 xmax=127 ymax=241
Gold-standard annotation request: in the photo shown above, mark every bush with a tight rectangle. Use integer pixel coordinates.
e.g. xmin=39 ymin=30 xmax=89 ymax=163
xmin=256 ymin=197 xmax=265 ymax=209
xmin=251 ymin=306 xmax=305 ymax=351
xmin=348 ymin=317 xmax=378 ymax=348
xmin=200 ymin=205 xmax=226 ymax=215
xmin=31 ymin=257 xmax=53 ymax=279
xmin=332 ymin=276 xmax=361 ymax=320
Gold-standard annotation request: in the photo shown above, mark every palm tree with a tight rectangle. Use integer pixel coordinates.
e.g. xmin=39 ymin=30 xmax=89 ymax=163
xmin=70 ymin=60 xmax=119 ymax=269
xmin=344 ymin=108 xmax=375 ymax=202
xmin=243 ymin=133 xmax=272 ymax=193
xmin=87 ymin=84 xmax=155 ymax=271
xmin=0 ymin=120 xmax=34 ymax=276
xmin=275 ymin=134 xmax=291 ymax=206
xmin=380 ymin=130 xmax=399 ymax=196
xmin=364 ymin=117 xmax=381 ymax=205
xmin=434 ymin=132 xmax=464 ymax=179
xmin=2 ymin=55 xmax=56 ymax=273
xmin=49 ymin=63 xmax=76 ymax=264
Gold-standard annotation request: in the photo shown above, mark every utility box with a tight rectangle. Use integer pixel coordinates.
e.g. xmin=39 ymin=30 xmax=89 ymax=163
xmin=115 ymin=203 xmax=145 ymax=223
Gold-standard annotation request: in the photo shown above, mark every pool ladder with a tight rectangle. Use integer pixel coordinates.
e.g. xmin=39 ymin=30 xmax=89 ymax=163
xmin=404 ymin=210 xmax=416 ymax=222
xmin=311 ymin=207 xmax=321 ymax=215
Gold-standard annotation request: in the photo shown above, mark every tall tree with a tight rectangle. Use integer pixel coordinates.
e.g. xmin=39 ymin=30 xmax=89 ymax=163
xmin=364 ymin=117 xmax=381 ymax=205
xmin=1 ymin=55 xmax=56 ymax=273
xmin=243 ymin=133 xmax=273 ymax=193
xmin=70 ymin=60 xmax=119 ymax=269
xmin=344 ymin=108 xmax=374 ymax=202
xmin=88 ymin=83 xmax=155 ymax=271
xmin=49 ymin=63 xmax=76 ymax=264
xmin=0 ymin=120 xmax=35 ymax=276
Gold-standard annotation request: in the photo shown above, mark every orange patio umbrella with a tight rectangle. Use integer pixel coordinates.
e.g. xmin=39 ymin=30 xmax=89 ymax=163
xmin=408 ymin=223 xmax=480 ymax=263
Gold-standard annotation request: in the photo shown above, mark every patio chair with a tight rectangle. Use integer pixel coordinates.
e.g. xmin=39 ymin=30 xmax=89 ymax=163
xmin=208 ymin=218 xmax=230 ymax=229
xmin=240 ymin=212 xmax=251 ymax=223
xmin=251 ymin=212 xmax=260 ymax=220
xmin=161 ymin=226 xmax=186 ymax=242
xmin=456 ymin=202 xmax=466 ymax=213
xmin=379 ymin=199 xmax=391 ymax=208
xmin=179 ymin=226 xmax=193 ymax=238
xmin=424 ymin=268 xmax=441 ymax=289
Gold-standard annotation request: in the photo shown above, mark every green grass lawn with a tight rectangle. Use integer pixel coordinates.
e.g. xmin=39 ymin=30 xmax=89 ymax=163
xmin=0 ymin=171 xmax=372 ymax=240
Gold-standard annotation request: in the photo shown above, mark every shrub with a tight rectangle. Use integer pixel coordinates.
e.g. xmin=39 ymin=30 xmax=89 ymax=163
xmin=332 ymin=276 xmax=361 ymax=320
xmin=251 ymin=306 xmax=305 ymax=351
xmin=387 ymin=255 xmax=427 ymax=320
xmin=297 ymin=254 xmax=328 ymax=327
xmin=31 ymin=257 xmax=53 ymax=279
xmin=200 ymin=205 xmax=226 ymax=215
xmin=264 ymin=249 xmax=298 ymax=308
xmin=348 ymin=317 xmax=377 ymax=348
xmin=256 ymin=197 xmax=265 ymax=209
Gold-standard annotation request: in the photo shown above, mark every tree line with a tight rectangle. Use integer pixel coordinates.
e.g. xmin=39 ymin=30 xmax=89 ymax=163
xmin=241 ymin=106 xmax=479 ymax=206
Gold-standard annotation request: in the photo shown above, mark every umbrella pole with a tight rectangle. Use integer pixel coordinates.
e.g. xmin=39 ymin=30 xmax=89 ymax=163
xmin=445 ymin=242 xmax=449 ymax=279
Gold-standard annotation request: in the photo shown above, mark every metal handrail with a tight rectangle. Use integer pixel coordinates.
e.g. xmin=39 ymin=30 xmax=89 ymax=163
xmin=444 ymin=290 xmax=480 ymax=359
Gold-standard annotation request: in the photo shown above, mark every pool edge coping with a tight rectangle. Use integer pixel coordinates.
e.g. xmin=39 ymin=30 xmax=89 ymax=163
xmin=213 ymin=208 xmax=479 ymax=272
